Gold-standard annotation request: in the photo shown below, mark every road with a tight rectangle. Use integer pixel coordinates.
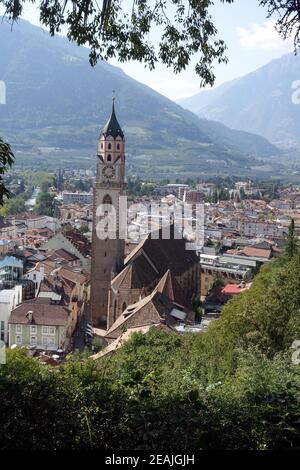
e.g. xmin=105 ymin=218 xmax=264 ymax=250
xmin=73 ymin=305 xmax=91 ymax=352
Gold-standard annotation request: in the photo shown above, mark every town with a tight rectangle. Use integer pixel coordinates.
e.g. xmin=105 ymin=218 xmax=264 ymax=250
xmin=0 ymin=103 xmax=298 ymax=365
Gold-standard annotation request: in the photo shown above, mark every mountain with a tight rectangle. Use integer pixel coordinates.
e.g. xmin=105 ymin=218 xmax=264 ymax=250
xmin=0 ymin=19 xmax=279 ymax=177
xmin=178 ymin=53 xmax=300 ymax=146
xmin=178 ymin=79 xmax=239 ymax=115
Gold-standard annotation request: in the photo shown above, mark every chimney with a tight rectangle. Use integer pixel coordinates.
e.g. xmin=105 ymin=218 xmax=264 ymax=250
xmin=26 ymin=310 xmax=33 ymax=323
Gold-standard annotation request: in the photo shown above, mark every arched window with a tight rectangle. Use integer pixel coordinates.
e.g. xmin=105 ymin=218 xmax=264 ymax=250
xmin=103 ymin=194 xmax=112 ymax=215
xmin=101 ymin=143 xmax=103 ymax=149
xmin=116 ymin=143 xmax=120 ymax=150
xmin=103 ymin=194 xmax=112 ymax=205
xmin=108 ymin=143 xmax=112 ymax=150
xmin=122 ymin=302 xmax=127 ymax=312
xmin=107 ymin=154 xmax=112 ymax=162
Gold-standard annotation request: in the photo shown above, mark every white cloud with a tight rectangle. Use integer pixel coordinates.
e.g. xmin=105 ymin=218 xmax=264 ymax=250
xmin=236 ymin=20 xmax=293 ymax=51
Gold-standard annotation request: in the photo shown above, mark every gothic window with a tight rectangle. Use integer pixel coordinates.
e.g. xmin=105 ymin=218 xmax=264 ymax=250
xmin=113 ymin=300 xmax=117 ymax=323
xmin=107 ymin=154 xmax=112 ymax=162
xmin=103 ymin=195 xmax=112 ymax=214
xmin=103 ymin=194 xmax=112 ymax=205
xmin=101 ymin=143 xmax=103 ymax=149
xmin=117 ymin=143 xmax=120 ymax=150
xmin=108 ymin=143 xmax=112 ymax=150
xmin=122 ymin=302 xmax=127 ymax=312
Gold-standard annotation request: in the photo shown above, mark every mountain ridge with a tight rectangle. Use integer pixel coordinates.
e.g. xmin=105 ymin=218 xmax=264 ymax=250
xmin=0 ymin=19 xmax=280 ymax=177
xmin=178 ymin=53 xmax=300 ymax=146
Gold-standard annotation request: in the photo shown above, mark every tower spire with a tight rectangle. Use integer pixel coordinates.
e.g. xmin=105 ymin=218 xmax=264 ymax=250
xmin=100 ymin=93 xmax=124 ymax=139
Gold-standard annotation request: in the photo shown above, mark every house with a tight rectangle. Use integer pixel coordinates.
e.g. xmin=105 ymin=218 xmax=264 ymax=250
xmin=23 ymin=265 xmax=45 ymax=296
xmin=0 ymin=285 xmax=22 ymax=344
xmin=8 ymin=298 xmax=73 ymax=351
xmin=221 ymin=282 xmax=252 ymax=301
xmin=0 ymin=256 xmax=24 ymax=288
xmin=42 ymin=230 xmax=91 ymax=268
xmin=0 ymin=239 xmax=15 ymax=255
xmin=46 ymin=248 xmax=80 ymax=267
xmin=226 ymin=246 xmax=272 ymax=260
xmin=200 ymin=253 xmax=253 ymax=298
xmin=9 ymin=214 xmax=60 ymax=233
xmin=0 ymin=217 xmax=16 ymax=238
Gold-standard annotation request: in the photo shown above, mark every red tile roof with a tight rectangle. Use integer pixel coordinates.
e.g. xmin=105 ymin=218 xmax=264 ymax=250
xmin=9 ymin=298 xmax=70 ymax=326
xmin=221 ymin=283 xmax=252 ymax=295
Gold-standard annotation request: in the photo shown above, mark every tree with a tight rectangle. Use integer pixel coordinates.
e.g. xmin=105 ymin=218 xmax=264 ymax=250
xmin=1 ymin=0 xmax=237 ymax=87
xmin=35 ymin=192 xmax=55 ymax=216
xmin=2 ymin=1 xmax=300 ymax=86
xmin=285 ymin=218 xmax=299 ymax=260
xmin=260 ymin=0 xmax=300 ymax=49
xmin=192 ymin=296 xmax=202 ymax=322
xmin=0 ymin=137 xmax=15 ymax=205
xmin=79 ymin=223 xmax=89 ymax=233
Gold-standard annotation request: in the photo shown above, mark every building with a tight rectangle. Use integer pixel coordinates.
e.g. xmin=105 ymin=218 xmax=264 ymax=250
xmin=157 ymin=184 xmax=189 ymax=197
xmin=200 ymin=253 xmax=254 ymax=298
xmin=0 ymin=256 xmax=23 ymax=288
xmin=62 ymin=191 xmax=92 ymax=205
xmin=42 ymin=230 xmax=91 ymax=268
xmin=221 ymin=282 xmax=252 ymax=301
xmin=91 ymin=100 xmax=126 ymax=326
xmin=9 ymin=214 xmax=60 ymax=233
xmin=0 ymin=285 xmax=22 ymax=344
xmin=183 ymin=190 xmax=204 ymax=204
xmin=23 ymin=265 xmax=45 ymax=296
xmin=107 ymin=226 xmax=199 ymax=329
xmin=9 ymin=298 xmax=72 ymax=351
xmin=0 ymin=217 xmax=15 ymax=238
xmin=0 ymin=239 xmax=14 ymax=255
xmin=90 ymin=99 xmax=200 ymax=332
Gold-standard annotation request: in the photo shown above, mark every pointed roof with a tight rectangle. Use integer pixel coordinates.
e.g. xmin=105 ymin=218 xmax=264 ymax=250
xmin=125 ymin=224 xmax=199 ymax=277
xmin=105 ymin=290 xmax=177 ymax=339
xmin=101 ymin=100 xmax=124 ymax=139
xmin=155 ymin=269 xmax=193 ymax=311
xmin=111 ymin=254 xmax=157 ymax=290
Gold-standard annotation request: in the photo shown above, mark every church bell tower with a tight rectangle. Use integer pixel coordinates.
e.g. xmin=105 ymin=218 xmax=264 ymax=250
xmin=91 ymin=98 xmax=126 ymax=327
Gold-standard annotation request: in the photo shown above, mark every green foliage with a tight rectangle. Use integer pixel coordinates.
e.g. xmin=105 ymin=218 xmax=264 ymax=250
xmin=192 ymin=296 xmax=202 ymax=322
xmin=260 ymin=1 xmax=300 ymax=50
xmin=22 ymin=171 xmax=55 ymax=192
xmin=2 ymin=254 xmax=300 ymax=450
xmin=35 ymin=191 xmax=55 ymax=216
xmin=0 ymin=194 xmax=25 ymax=215
xmin=1 ymin=0 xmax=236 ymax=87
xmin=79 ymin=224 xmax=89 ymax=233
xmin=0 ymin=137 xmax=15 ymax=205
xmin=285 ymin=218 xmax=299 ymax=260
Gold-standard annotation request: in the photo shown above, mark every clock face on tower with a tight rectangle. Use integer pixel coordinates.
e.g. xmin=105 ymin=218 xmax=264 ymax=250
xmin=102 ymin=164 xmax=116 ymax=179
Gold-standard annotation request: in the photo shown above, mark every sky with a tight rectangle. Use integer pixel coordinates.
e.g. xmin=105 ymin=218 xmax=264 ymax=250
xmin=0 ymin=0 xmax=295 ymax=100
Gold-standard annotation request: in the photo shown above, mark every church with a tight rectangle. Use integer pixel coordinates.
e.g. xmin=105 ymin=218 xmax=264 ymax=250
xmin=90 ymin=100 xmax=200 ymax=333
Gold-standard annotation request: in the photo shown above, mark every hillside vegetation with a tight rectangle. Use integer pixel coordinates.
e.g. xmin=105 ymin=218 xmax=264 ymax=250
xmin=2 ymin=254 xmax=300 ymax=449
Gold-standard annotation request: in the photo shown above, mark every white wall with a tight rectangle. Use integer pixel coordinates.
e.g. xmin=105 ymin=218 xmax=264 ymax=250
xmin=23 ymin=266 xmax=45 ymax=296
xmin=0 ymin=285 xmax=22 ymax=344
